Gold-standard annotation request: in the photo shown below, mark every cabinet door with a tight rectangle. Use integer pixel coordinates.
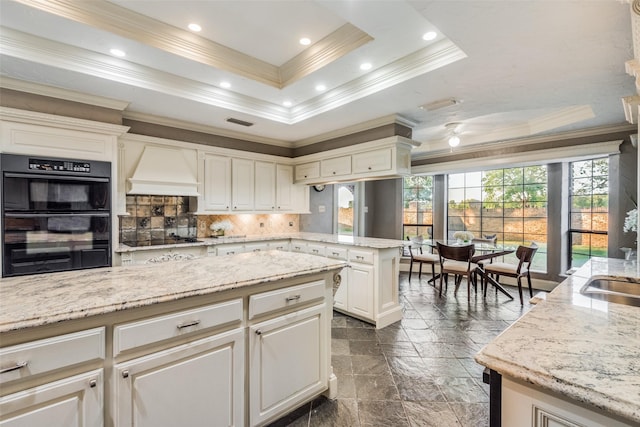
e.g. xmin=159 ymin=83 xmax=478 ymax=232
xmin=352 ymin=148 xmax=392 ymax=174
xmin=320 ymin=156 xmax=351 ymax=177
xmin=0 ymin=369 xmax=103 ymax=427
xmin=348 ymin=263 xmax=375 ymax=320
xmin=294 ymin=162 xmax=320 ymax=181
xmin=275 ymin=164 xmax=293 ymax=211
xmin=203 ymin=154 xmax=231 ymax=211
xmin=112 ymin=329 xmax=244 ymax=427
xmin=231 ymin=158 xmax=254 ymax=211
xmin=255 ymin=161 xmax=276 ymax=211
xmin=249 ymin=304 xmax=327 ymax=426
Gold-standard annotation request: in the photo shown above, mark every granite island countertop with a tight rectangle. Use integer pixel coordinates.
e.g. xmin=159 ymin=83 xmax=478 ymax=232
xmin=475 ymin=257 xmax=640 ymax=423
xmin=0 ymin=250 xmax=346 ymax=333
xmin=115 ymin=232 xmax=407 ymax=253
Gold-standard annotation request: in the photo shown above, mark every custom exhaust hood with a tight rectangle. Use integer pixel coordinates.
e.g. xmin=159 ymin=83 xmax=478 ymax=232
xmin=127 ymin=145 xmax=199 ymax=196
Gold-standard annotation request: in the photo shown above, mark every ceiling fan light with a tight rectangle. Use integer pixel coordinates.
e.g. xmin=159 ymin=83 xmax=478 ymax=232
xmin=448 ymin=135 xmax=460 ymax=147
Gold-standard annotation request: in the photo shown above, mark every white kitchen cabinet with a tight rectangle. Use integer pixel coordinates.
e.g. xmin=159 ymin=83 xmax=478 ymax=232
xmin=112 ymin=329 xmax=244 ymax=427
xmin=346 ymin=262 xmax=375 ymax=320
xmin=294 ymin=161 xmax=320 ymax=181
xmin=320 ymin=156 xmax=351 ymax=178
xmin=0 ymin=369 xmax=104 ymax=427
xmin=255 ymin=161 xmax=276 ymax=211
xmin=352 ymin=148 xmax=392 ymax=174
xmin=244 ymin=242 xmax=271 ymax=253
xmin=502 ymin=377 xmax=635 ymax=427
xmin=203 ymin=154 xmax=232 ymax=211
xmin=249 ymin=303 xmax=328 ymax=426
xmin=216 ymin=243 xmax=246 ymax=256
xmin=275 ymin=164 xmax=293 ymax=211
xmin=232 ymin=158 xmax=255 ymax=211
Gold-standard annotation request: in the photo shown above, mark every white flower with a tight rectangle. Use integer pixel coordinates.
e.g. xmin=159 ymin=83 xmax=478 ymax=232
xmin=453 ymin=231 xmax=474 ymax=241
xmin=210 ymin=220 xmax=233 ymax=231
xmin=624 ymin=208 xmax=637 ymax=233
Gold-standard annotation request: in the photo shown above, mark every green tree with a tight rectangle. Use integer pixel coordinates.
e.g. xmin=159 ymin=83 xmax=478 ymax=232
xmin=482 ymin=166 xmax=547 ymax=206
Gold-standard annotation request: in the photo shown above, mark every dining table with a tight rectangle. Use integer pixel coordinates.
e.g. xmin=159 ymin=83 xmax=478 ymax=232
xmin=422 ymin=240 xmax=516 ymax=300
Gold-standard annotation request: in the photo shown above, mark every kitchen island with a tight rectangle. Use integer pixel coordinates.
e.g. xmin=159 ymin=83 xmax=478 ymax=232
xmin=115 ymin=232 xmax=407 ymax=328
xmin=0 ymin=250 xmax=346 ymax=427
xmin=475 ymin=257 xmax=640 ymax=427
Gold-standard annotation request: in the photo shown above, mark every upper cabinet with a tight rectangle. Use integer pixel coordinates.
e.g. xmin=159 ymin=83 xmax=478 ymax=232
xmin=202 ymin=154 xmax=231 ymax=211
xmin=231 ymin=158 xmax=255 ymax=211
xmin=294 ymin=136 xmax=419 ymax=185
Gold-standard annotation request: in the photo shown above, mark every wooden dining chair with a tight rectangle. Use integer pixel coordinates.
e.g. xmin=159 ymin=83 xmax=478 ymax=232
xmin=407 ymin=237 xmax=439 ymax=282
xmin=483 ymin=243 xmax=538 ymax=304
xmin=436 ymin=242 xmax=477 ymax=301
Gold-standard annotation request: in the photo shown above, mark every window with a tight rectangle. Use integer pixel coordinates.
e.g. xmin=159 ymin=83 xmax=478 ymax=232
xmin=447 ymin=166 xmax=548 ymax=271
xmin=336 ymin=183 xmax=357 ymax=236
xmin=403 ymin=176 xmax=433 ymax=240
xmin=569 ymin=158 xmax=608 ymax=269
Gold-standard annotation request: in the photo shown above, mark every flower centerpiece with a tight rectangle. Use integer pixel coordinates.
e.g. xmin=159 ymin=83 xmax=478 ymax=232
xmin=624 ymin=208 xmax=637 ymax=237
xmin=453 ymin=230 xmax=474 ymax=243
xmin=210 ymin=220 xmax=233 ymax=237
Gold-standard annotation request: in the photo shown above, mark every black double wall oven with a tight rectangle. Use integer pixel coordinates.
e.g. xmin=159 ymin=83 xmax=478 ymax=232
xmin=1 ymin=154 xmax=112 ymax=277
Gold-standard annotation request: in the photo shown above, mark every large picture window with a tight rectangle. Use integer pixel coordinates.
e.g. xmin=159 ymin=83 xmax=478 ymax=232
xmin=569 ymin=158 xmax=608 ymax=269
xmin=447 ymin=166 xmax=548 ymax=271
xmin=403 ymin=176 xmax=433 ymax=240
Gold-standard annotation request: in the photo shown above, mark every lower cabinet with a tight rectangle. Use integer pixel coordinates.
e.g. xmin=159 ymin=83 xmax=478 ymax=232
xmin=502 ymin=377 xmax=635 ymax=427
xmin=249 ymin=304 xmax=327 ymax=426
xmin=112 ymin=329 xmax=245 ymax=427
xmin=346 ymin=262 xmax=375 ymax=319
xmin=0 ymin=369 xmax=104 ymax=427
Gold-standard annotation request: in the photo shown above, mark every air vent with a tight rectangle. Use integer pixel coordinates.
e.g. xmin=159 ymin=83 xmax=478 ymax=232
xmin=226 ymin=117 xmax=254 ymax=127
xmin=419 ymin=98 xmax=462 ymax=111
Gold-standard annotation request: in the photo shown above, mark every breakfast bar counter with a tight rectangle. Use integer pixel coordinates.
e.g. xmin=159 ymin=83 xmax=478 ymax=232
xmin=475 ymin=258 xmax=640 ymax=426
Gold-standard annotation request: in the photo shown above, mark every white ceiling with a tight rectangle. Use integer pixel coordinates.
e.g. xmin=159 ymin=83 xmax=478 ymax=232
xmin=0 ymin=0 xmax=635 ymax=156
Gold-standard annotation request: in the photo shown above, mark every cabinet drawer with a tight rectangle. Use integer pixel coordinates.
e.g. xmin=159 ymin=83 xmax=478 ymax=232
xmin=349 ymin=249 xmax=374 ymax=264
xmin=306 ymin=244 xmax=326 ymax=256
xmin=245 ymin=242 xmax=269 ymax=253
xmin=295 ymin=162 xmax=320 ymax=181
xmin=249 ymin=280 xmax=326 ymax=319
xmin=217 ymin=244 xmax=245 ymax=256
xmin=0 ymin=328 xmax=105 ymax=383
xmin=321 ymin=156 xmax=351 ymax=177
xmin=352 ymin=148 xmax=392 ymax=173
xmin=325 ymin=246 xmax=348 ymax=260
xmin=269 ymin=240 xmax=290 ymax=251
xmin=113 ymin=299 xmax=243 ymax=356
xmin=290 ymin=241 xmax=306 ymax=253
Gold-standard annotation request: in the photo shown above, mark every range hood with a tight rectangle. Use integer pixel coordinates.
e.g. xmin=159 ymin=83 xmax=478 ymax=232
xmin=127 ymin=145 xmax=199 ymax=196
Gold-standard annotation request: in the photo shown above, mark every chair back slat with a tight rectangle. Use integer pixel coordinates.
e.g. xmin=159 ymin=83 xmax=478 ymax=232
xmin=515 ymin=244 xmax=538 ymax=272
xmin=436 ymin=242 xmax=475 ymax=262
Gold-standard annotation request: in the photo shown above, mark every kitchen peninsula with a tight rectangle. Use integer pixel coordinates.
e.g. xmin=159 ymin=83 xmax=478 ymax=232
xmin=115 ymin=232 xmax=407 ymax=329
xmin=475 ymin=258 xmax=640 ymax=427
xmin=0 ymin=250 xmax=346 ymax=427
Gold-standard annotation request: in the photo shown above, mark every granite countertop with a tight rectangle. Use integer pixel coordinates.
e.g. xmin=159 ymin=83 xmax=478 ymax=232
xmin=115 ymin=232 xmax=407 ymax=253
xmin=475 ymin=257 xmax=640 ymax=423
xmin=0 ymin=251 xmax=346 ymax=334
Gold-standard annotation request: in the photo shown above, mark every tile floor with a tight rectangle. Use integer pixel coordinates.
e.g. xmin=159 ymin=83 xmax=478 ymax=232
xmin=267 ymin=272 xmax=534 ymax=427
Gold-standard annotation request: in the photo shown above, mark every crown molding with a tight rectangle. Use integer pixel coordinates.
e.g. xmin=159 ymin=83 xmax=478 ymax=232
xmin=528 ymin=105 xmax=595 ymax=134
xmin=0 ymin=106 xmax=130 ymax=135
xmin=412 ymin=123 xmax=635 ymax=162
xmin=0 ymin=76 xmax=130 ymax=111
xmin=290 ymin=39 xmax=466 ymax=123
xmin=122 ymin=111 xmax=292 ymax=148
xmin=292 ymin=114 xmax=414 ymax=148
xmin=14 ymin=0 xmax=370 ymax=90
xmin=279 ymin=23 xmax=373 ymax=88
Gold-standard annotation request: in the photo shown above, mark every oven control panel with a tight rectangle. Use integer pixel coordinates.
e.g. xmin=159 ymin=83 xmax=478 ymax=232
xmin=29 ymin=158 xmax=91 ymax=173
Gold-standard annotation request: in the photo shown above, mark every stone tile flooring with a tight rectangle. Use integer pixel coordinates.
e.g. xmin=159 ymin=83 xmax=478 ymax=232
xmin=267 ymin=272 xmax=534 ymax=427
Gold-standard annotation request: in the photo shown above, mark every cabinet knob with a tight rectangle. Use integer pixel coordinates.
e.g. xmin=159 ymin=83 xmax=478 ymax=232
xmin=332 ymin=171 xmax=336 ymax=175
xmin=89 ymin=379 xmax=97 ymax=388
xmin=255 ymin=330 xmax=262 ymax=336
xmin=122 ymin=370 xmax=129 ymax=379
xmin=368 ymin=166 xmax=372 ymax=170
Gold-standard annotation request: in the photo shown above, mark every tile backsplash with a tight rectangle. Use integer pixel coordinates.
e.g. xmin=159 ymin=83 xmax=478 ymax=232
xmin=120 ymin=195 xmax=196 ymax=246
xmin=197 ymin=213 xmax=300 ymax=238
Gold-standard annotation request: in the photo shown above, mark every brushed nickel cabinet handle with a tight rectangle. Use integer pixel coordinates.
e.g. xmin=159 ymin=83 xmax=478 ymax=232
xmin=286 ymin=295 xmax=301 ymax=302
xmin=177 ymin=320 xmax=201 ymax=329
xmin=0 ymin=361 xmax=28 ymax=374
xmin=89 ymin=379 xmax=97 ymax=388
xmin=122 ymin=370 xmax=129 ymax=379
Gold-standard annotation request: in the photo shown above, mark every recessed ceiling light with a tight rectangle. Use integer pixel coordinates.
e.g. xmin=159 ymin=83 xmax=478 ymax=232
xmin=360 ymin=63 xmax=372 ymax=71
xmin=220 ymin=81 xmax=231 ymax=89
xmin=315 ymin=84 xmax=326 ymax=92
xmin=109 ymin=48 xmax=126 ymax=57
xmin=422 ymin=31 xmax=437 ymax=41
xmin=283 ymin=100 xmax=293 ymax=107
xmin=299 ymin=37 xmax=311 ymax=46
xmin=188 ymin=23 xmax=202 ymax=32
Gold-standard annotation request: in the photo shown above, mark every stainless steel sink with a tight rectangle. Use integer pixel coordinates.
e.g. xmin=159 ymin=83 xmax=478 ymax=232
xmin=580 ymin=276 xmax=640 ymax=307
